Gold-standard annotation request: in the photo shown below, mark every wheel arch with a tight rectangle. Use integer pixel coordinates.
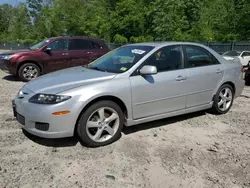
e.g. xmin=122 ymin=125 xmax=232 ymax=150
xmin=221 ymin=81 xmax=236 ymax=94
xmin=213 ymin=81 xmax=236 ymax=101
xmin=17 ymin=60 xmax=43 ymax=75
xmin=74 ymin=95 xmax=128 ymax=134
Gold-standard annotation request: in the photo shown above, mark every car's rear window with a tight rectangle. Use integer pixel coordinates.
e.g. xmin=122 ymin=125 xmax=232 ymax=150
xmin=223 ymin=51 xmax=241 ymax=56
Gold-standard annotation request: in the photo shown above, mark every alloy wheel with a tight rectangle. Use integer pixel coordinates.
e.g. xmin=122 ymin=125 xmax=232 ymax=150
xmin=22 ymin=66 xmax=38 ymax=80
xmin=217 ymin=87 xmax=233 ymax=112
xmin=86 ymin=107 xmax=120 ymax=143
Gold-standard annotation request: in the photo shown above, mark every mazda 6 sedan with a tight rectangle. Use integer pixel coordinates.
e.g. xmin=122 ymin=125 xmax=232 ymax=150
xmin=13 ymin=42 xmax=245 ymax=147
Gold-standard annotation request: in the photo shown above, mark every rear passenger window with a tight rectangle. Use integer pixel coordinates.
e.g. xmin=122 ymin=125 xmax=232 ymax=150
xmin=90 ymin=41 xmax=102 ymax=49
xmin=185 ymin=46 xmax=219 ymax=68
xmin=69 ymin=39 xmax=92 ymax=50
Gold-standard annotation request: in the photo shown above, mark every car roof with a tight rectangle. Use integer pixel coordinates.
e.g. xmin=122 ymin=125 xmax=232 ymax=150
xmin=126 ymin=42 xmax=208 ymax=48
xmin=225 ymin=50 xmax=250 ymax=53
xmin=49 ymin=36 xmax=104 ymax=41
xmin=225 ymin=50 xmax=242 ymax=52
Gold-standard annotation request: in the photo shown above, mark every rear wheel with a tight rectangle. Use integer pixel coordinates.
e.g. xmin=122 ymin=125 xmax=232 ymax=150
xmin=77 ymin=100 xmax=124 ymax=147
xmin=245 ymin=77 xmax=250 ymax=85
xmin=211 ymin=84 xmax=234 ymax=114
xmin=18 ymin=63 xmax=40 ymax=82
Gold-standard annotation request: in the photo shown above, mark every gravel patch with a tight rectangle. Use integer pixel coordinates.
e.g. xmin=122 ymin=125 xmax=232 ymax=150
xmin=0 ymin=70 xmax=249 ymax=188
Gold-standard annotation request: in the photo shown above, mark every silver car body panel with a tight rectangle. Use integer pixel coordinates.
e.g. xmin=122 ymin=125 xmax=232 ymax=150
xmin=14 ymin=42 xmax=245 ymax=138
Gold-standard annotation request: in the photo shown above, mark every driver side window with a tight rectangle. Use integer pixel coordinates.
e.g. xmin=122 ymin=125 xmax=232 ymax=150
xmin=47 ymin=40 xmax=68 ymax=51
xmin=144 ymin=45 xmax=184 ymax=72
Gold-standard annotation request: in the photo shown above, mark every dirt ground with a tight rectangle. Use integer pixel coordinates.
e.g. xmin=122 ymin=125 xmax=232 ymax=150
xmin=0 ymin=69 xmax=250 ymax=188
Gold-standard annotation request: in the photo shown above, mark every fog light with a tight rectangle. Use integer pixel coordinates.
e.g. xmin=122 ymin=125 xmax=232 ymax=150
xmin=35 ymin=122 xmax=49 ymax=131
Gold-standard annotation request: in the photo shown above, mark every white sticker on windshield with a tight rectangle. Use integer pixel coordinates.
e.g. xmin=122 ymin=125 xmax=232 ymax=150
xmin=131 ymin=49 xmax=146 ymax=55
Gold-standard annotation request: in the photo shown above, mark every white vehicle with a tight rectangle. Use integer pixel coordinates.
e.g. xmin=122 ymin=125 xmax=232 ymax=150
xmin=222 ymin=50 xmax=250 ymax=67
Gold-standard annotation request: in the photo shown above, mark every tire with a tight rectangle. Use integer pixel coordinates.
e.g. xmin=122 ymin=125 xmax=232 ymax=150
xmin=211 ymin=84 xmax=234 ymax=114
xmin=77 ymin=100 xmax=124 ymax=147
xmin=245 ymin=78 xmax=250 ymax=86
xmin=18 ymin=63 xmax=40 ymax=82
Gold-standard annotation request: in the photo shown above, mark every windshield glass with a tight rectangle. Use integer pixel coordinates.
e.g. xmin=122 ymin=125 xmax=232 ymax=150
xmin=223 ymin=51 xmax=241 ymax=57
xmin=29 ymin=39 xmax=51 ymax=50
xmin=86 ymin=45 xmax=154 ymax=73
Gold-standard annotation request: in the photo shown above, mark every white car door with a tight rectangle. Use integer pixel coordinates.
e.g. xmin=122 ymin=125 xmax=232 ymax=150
xmin=240 ymin=51 xmax=250 ymax=67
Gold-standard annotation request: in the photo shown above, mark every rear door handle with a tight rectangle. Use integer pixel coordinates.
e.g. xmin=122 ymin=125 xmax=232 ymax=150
xmin=62 ymin=53 xmax=69 ymax=56
xmin=216 ymin=69 xmax=222 ymax=74
xmin=87 ymin=51 xmax=94 ymax=54
xmin=176 ymin=75 xmax=187 ymax=81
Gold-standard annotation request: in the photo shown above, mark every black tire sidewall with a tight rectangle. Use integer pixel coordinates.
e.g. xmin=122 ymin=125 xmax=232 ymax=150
xmin=77 ymin=100 xmax=124 ymax=147
xmin=213 ymin=84 xmax=234 ymax=114
xmin=18 ymin=63 xmax=40 ymax=82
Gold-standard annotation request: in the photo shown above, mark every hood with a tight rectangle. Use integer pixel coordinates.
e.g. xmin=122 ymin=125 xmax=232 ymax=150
xmin=24 ymin=67 xmax=117 ymax=94
xmin=0 ymin=49 xmax=30 ymax=55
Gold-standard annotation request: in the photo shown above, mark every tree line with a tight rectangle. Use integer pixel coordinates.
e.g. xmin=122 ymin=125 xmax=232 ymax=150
xmin=0 ymin=0 xmax=249 ymax=44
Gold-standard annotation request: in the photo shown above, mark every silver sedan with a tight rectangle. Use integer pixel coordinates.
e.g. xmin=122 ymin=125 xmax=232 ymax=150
xmin=13 ymin=42 xmax=245 ymax=147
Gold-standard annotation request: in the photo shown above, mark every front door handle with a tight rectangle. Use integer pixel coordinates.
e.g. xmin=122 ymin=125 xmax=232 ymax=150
xmin=176 ymin=75 xmax=187 ymax=81
xmin=62 ymin=53 xmax=69 ymax=56
xmin=87 ymin=51 xmax=94 ymax=54
xmin=216 ymin=69 xmax=222 ymax=74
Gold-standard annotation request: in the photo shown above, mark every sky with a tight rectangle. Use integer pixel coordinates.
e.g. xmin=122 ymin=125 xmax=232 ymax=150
xmin=0 ymin=0 xmax=25 ymax=6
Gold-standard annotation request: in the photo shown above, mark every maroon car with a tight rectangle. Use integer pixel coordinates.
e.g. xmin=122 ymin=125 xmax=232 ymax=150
xmin=0 ymin=36 xmax=110 ymax=81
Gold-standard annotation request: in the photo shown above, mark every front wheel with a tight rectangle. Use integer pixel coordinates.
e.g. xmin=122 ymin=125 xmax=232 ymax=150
xmin=211 ymin=84 xmax=234 ymax=114
xmin=18 ymin=63 xmax=40 ymax=82
xmin=77 ymin=101 xmax=124 ymax=147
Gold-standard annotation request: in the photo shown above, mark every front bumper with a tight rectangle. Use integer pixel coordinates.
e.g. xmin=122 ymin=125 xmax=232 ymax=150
xmin=0 ymin=59 xmax=16 ymax=75
xmin=13 ymin=92 xmax=79 ymax=139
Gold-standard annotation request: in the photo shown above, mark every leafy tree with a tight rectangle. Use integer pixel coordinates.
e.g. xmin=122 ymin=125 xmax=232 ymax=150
xmin=235 ymin=0 xmax=250 ymax=40
xmin=0 ymin=4 xmax=15 ymax=42
xmin=0 ymin=0 xmax=249 ymax=44
xmin=8 ymin=3 xmax=32 ymax=42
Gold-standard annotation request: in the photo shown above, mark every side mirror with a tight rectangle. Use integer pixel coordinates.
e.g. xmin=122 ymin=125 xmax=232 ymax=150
xmin=139 ymin=65 xmax=157 ymax=75
xmin=43 ymin=47 xmax=51 ymax=52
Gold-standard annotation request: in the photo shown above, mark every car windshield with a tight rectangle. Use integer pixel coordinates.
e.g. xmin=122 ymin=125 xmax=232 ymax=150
xmin=86 ymin=45 xmax=154 ymax=73
xmin=223 ymin=51 xmax=241 ymax=57
xmin=29 ymin=39 xmax=51 ymax=50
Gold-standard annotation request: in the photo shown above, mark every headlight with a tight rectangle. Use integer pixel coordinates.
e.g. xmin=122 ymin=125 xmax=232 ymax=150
xmin=29 ymin=93 xmax=71 ymax=104
xmin=1 ymin=54 xmax=15 ymax=60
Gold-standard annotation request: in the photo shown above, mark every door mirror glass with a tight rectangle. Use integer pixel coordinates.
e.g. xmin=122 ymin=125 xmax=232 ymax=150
xmin=139 ymin=65 xmax=157 ymax=75
xmin=45 ymin=47 xmax=51 ymax=51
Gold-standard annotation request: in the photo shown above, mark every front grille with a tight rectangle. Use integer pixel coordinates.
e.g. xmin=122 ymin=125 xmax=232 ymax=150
xmin=35 ymin=122 xmax=49 ymax=131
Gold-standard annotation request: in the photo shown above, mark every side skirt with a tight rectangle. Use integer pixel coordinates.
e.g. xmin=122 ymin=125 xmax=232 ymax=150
xmin=125 ymin=102 xmax=213 ymax=126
